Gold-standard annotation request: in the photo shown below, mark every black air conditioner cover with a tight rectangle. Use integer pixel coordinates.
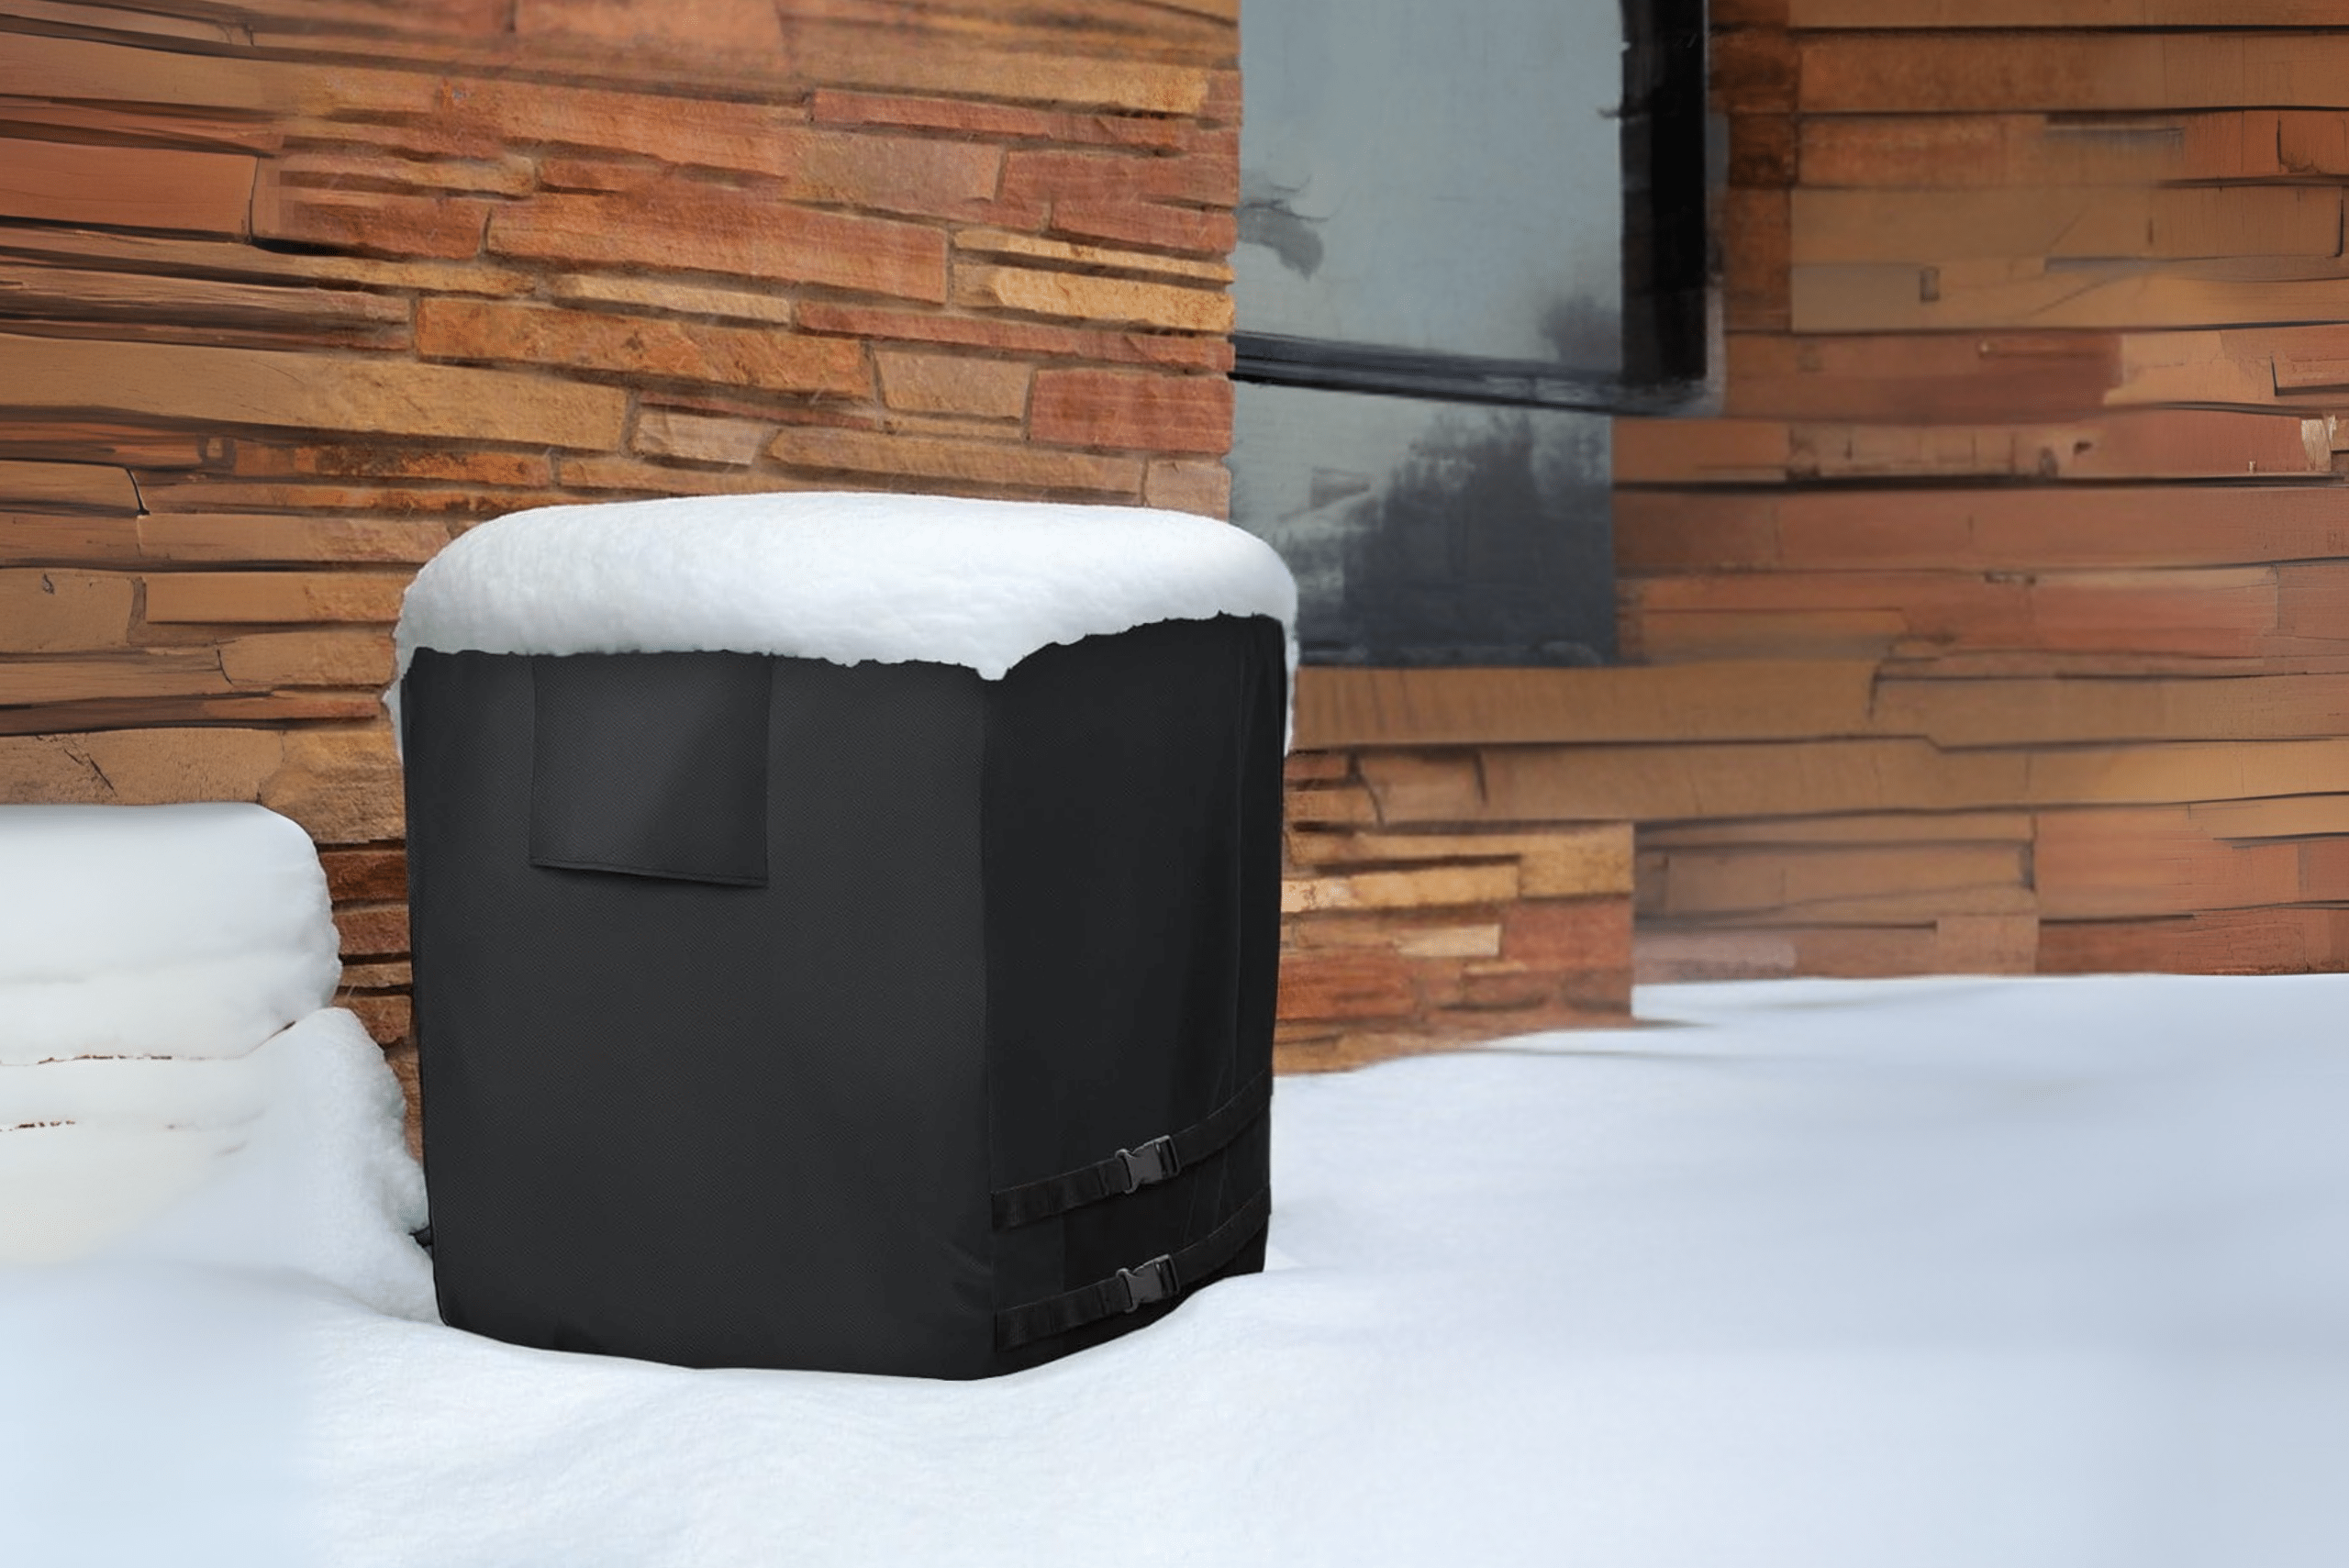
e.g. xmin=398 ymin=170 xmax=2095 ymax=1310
xmin=394 ymin=493 xmax=1294 ymax=1379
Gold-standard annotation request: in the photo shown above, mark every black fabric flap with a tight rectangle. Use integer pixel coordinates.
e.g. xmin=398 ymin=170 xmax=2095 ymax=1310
xmin=529 ymin=651 xmax=772 ymax=886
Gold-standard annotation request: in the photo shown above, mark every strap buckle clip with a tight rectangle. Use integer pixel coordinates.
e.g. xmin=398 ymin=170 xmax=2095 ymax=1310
xmin=1115 ymin=1254 xmax=1178 ymax=1312
xmin=1113 ymin=1135 xmax=1179 ymax=1195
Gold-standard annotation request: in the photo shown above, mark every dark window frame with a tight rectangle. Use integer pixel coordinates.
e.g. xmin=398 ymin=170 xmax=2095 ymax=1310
xmin=1230 ymin=0 xmax=1714 ymax=418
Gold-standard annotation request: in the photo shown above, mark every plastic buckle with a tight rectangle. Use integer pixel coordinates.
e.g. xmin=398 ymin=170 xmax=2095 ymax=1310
xmin=1113 ymin=1135 xmax=1179 ymax=1195
xmin=1116 ymin=1254 xmax=1178 ymax=1312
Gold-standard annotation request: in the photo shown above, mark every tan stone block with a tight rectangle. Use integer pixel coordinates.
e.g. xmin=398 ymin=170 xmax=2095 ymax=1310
xmin=1285 ymin=784 xmax=1378 ymax=825
xmin=779 ymin=28 xmax=1213 ymax=116
xmin=808 ymin=90 xmax=1190 ymax=150
xmin=0 ymin=571 xmax=134 ymax=650
xmin=767 ymin=427 xmax=1142 ymax=496
xmin=1032 ymin=368 xmax=1231 ymax=455
xmin=0 ymin=517 xmax=153 ymax=566
xmin=0 ymin=31 xmax=278 ymax=110
xmin=219 ymin=630 xmax=395 ymax=690
xmin=1358 ymin=752 xmax=1484 ymax=821
xmin=0 ymin=728 xmax=283 ymax=806
xmin=337 ymin=960 xmax=412 ymax=990
xmin=0 ymin=256 xmax=418 ymax=349
xmin=0 ymin=137 xmax=256 ymax=236
xmin=875 ymin=352 xmax=1030 ymax=419
xmin=1281 ymin=862 xmax=1518 ymax=915
xmin=876 ymin=412 xmax=1026 ymax=442
xmin=297 ymin=65 xmax=802 ymax=166
xmin=550 ymin=273 xmax=795 ymax=325
xmin=513 ymin=0 xmax=786 ymax=53
xmin=554 ymin=457 xmax=816 ymax=496
xmin=273 ymin=149 xmax=533 ymax=198
xmin=261 ymin=726 xmax=403 ymax=843
xmin=490 ymin=189 xmax=947 ymax=302
xmin=0 ymin=651 xmax=230 ymax=705
xmin=0 ymin=228 xmax=533 ymax=299
xmin=138 ymin=483 xmax=566 ymax=519
xmin=0 ymin=333 xmax=628 ymax=450
xmin=953 ymin=228 xmax=1232 ymax=284
xmin=796 ymin=302 xmax=1231 ymax=373
xmin=142 ymin=573 xmax=410 ymax=626
xmin=1642 ymin=811 xmax=2038 ymax=850
xmin=229 ymin=447 xmax=551 ymax=488
xmin=1293 ymin=662 xmax=1884 ymax=751
xmin=416 ymin=300 xmax=871 ymax=397
xmin=632 ymin=409 xmax=774 ymax=467
xmin=1284 ymin=910 xmax=1472 ymax=951
xmin=137 ymin=516 xmax=452 ymax=566
xmin=0 ymin=462 xmax=140 ymax=514
xmin=1142 ymin=460 xmax=1230 ymax=517
xmin=0 ymin=648 xmax=227 ymax=699
xmin=952 ymin=264 xmax=1233 ymax=334
xmin=1471 ymin=740 xmax=2030 ymax=824
xmin=1288 ymin=825 xmax=1635 ymax=898
xmin=1392 ymin=925 xmax=1505 ymax=961
xmin=2191 ymin=795 xmax=2349 ymax=840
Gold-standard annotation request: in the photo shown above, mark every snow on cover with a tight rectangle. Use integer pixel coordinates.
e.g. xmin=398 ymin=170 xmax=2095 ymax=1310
xmin=393 ymin=491 xmax=1298 ymax=683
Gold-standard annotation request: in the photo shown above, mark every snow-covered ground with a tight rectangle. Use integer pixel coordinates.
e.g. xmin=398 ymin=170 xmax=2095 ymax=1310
xmin=8 ymin=971 xmax=2346 ymax=1567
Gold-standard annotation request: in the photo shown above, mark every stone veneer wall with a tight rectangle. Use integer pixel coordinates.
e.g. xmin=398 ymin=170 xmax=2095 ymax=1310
xmin=0 ymin=0 xmax=1264 ymax=1133
xmin=1284 ymin=2 xmax=2349 ymax=991
xmin=1625 ymin=0 xmax=2349 ymax=977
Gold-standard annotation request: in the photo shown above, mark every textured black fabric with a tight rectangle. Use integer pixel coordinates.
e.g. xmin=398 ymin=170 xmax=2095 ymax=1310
xmin=407 ymin=650 xmax=991 ymax=1377
xmin=404 ymin=613 xmax=1287 ymax=1379
xmin=981 ymin=615 xmax=1288 ymax=1370
xmin=991 ymin=1070 xmax=1273 ymax=1229
xmin=529 ymin=652 xmax=772 ymax=886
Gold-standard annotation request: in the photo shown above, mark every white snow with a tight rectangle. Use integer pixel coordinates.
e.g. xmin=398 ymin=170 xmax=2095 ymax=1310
xmin=0 ymin=803 xmax=340 ymax=1063
xmin=393 ymin=491 xmax=1298 ymax=684
xmin=0 ymin=804 xmax=423 ymax=1289
xmin=12 ymin=962 xmax=2349 ymax=1565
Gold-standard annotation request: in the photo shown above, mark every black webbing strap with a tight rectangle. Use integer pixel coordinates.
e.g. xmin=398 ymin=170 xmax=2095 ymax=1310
xmin=993 ymin=1184 xmax=1272 ymax=1351
xmin=990 ymin=1071 xmax=1273 ymax=1231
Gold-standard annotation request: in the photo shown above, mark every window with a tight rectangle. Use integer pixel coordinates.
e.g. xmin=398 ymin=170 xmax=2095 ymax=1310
xmin=1230 ymin=0 xmax=1710 ymax=666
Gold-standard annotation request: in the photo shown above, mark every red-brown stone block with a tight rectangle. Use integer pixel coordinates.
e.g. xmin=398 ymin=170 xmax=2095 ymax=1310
xmin=416 ymin=300 xmax=871 ymax=397
xmin=1031 ymin=369 xmax=1232 ymax=454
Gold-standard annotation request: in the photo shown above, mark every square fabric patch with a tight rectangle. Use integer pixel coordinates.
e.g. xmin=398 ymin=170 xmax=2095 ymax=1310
xmin=529 ymin=652 xmax=771 ymax=886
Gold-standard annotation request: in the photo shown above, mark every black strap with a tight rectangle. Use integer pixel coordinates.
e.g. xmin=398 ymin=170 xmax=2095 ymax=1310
xmin=994 ymin=1184 xmax=1271 ymax=1351
xmin=991 ymin=1071 xmax=1273 ymax=1230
